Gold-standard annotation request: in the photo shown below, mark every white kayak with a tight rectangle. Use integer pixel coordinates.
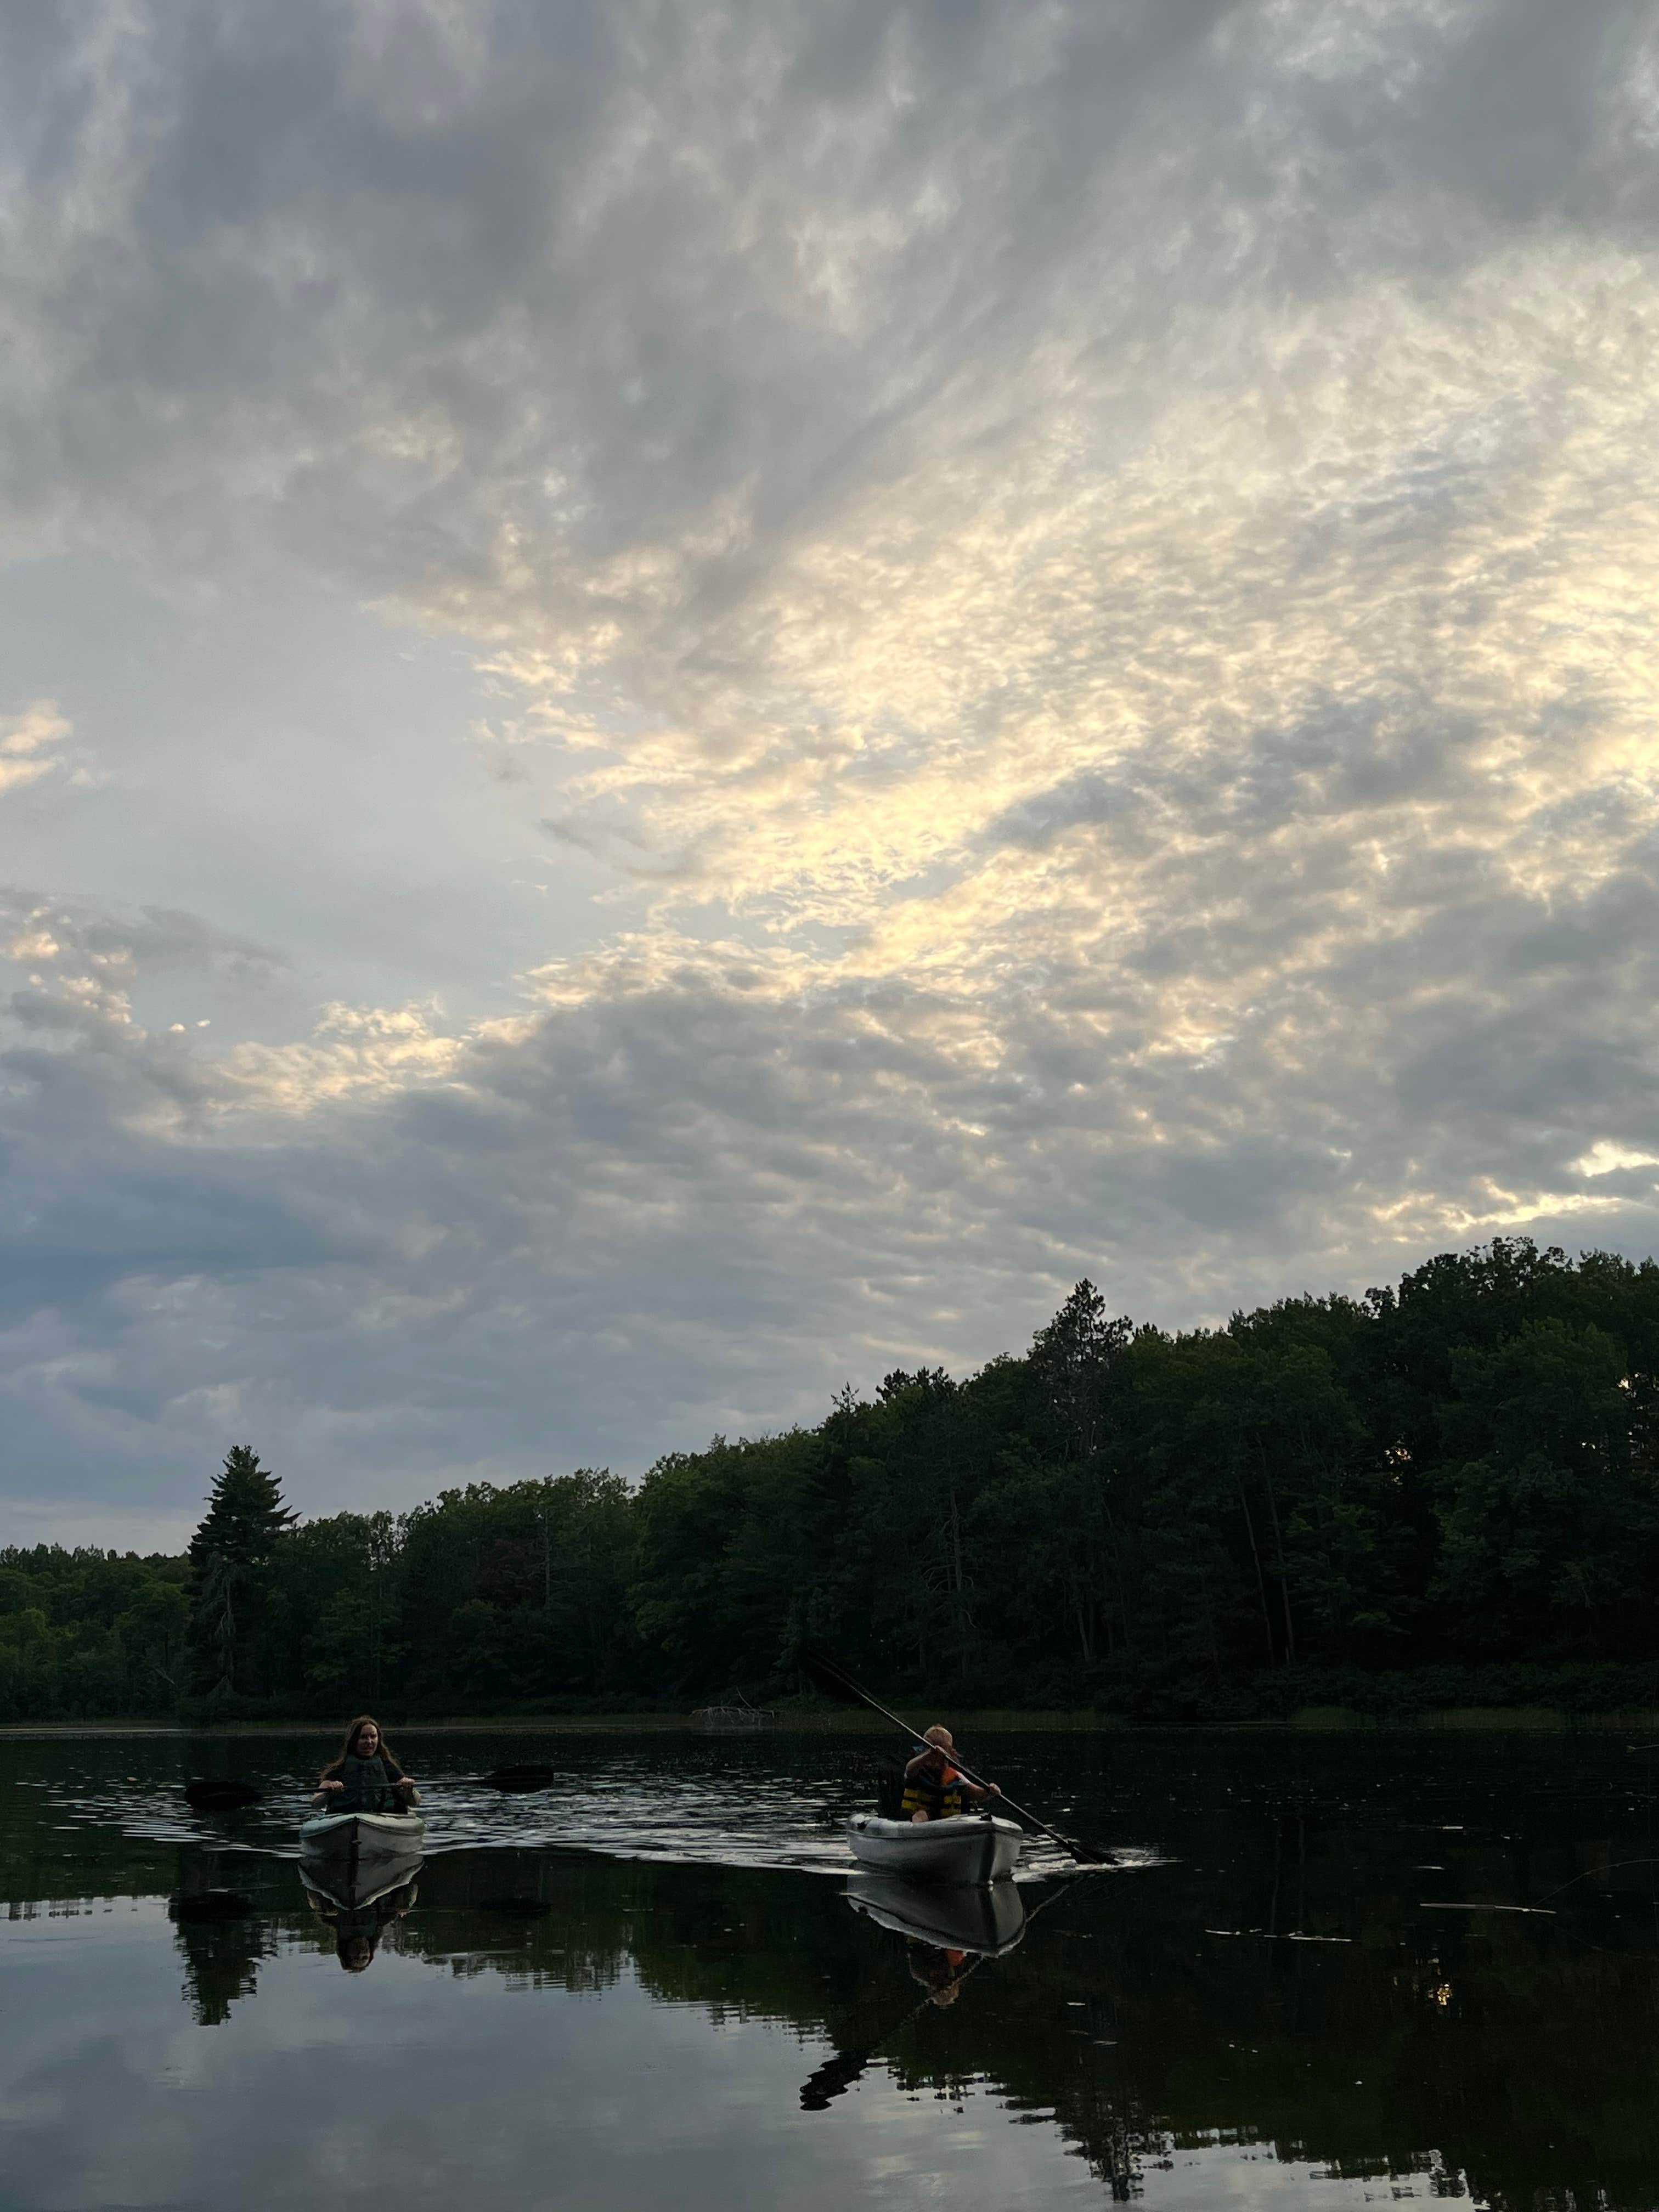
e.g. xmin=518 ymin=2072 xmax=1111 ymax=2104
xmin=298 ymin=1855 xmax=425 ymax=1916
xmin=298 ymin=1810 xmax=426 ymax=1856
xmin=845 ymin=1812 xmax=1023 ymax=1885
xmin=847 ymin=1870 xmax=1027 ymax=1955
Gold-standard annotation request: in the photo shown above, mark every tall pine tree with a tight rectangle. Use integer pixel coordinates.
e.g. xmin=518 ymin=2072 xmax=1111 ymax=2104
xmin=187 ymin=1446 xmax=296 ymax=1705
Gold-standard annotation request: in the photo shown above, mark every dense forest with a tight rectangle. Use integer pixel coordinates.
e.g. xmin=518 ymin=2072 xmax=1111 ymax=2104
xmin=7 ymin=1237 xmax=1659 ymax=1724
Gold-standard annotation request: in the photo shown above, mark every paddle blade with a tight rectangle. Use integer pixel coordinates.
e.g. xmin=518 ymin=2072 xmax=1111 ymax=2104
xmin=482 ymin=1764 xmax=559 ymax=1792
xmin=1001 ymin=1808 xmax=1114 ymax=1866
xmin=800 ymin=2047 xmax=871 ymax=2111
xmin=1058 ymin=1836 xmax=1114 ymax=1867
xmin=183 ymin=1779 xmax=263 ymax=1811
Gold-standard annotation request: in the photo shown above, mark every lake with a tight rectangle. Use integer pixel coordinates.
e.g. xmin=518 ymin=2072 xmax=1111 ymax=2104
xmin=2 ymin=1724 xmax=1656 ymax=2209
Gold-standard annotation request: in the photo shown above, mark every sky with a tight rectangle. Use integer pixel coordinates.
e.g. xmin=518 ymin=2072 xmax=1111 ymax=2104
xmin=5 ymin=0 xmax=1659 ymax=1549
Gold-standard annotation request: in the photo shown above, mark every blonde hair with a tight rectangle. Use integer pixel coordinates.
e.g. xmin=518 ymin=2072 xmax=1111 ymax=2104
xmin=922 ymin=1724 xmax=954 ymax=1748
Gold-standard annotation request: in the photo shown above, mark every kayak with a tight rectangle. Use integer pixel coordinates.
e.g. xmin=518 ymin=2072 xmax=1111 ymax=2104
xmin=845 ymin=1812 xmax=1023 ymax=1885
xmin=298 ymin=1810 xmax=426 ymax=1855
xmin=299 ymin=1855 xmax=425 ymax=1916
xmin=847 ymin=1870 xmax=1027 ymax=1955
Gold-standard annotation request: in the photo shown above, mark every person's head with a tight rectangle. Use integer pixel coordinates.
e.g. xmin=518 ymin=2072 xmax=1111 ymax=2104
xmin=321 ymin=1714 xmax=398 ymax=1782
xmin=343 ymin=1715 xmax=386 ymax=1760
xmin=921 ymin=1724 xmax=954 ymax=1762
xmin=337 ymin=1934 xmax=375 ymax=1973
xmin=910 ymin=1943 xmax=963 ymax=2004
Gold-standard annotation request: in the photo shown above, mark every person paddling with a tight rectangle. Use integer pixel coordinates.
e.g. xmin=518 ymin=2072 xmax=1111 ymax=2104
xmin=907 ymin=1939 xmax=972 ymax=2006
xmin=311 ymin=1716 xmax=419 ymax=1813
xmin=901 ymin=1724 xmax=1001 ymax=1823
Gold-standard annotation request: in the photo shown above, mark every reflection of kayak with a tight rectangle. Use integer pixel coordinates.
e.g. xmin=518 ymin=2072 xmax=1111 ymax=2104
xmin=847 ymin=1871 xmax=1027 ymax=1955
xmin=298 ymin=1810 xmax=426 ymax=1855
xmin=845 ymin=1813 xmax=1023 ymax=1884
xmin=299 ymin=1855 xmax=425 ymax=1915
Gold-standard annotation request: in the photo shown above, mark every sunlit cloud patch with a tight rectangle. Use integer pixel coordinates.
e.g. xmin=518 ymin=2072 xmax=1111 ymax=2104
xmin=4 ymin=0 xmax=1659 ymax=1532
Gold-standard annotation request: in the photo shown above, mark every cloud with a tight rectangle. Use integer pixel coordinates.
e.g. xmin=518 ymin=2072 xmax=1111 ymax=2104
xmin=8 ymin=884 xmax=1659 ymax=1531
xmin=4 ymin=2 xmax=1659 ymax=1532
xmin=0 ymin=699 xmax=72 ymax=795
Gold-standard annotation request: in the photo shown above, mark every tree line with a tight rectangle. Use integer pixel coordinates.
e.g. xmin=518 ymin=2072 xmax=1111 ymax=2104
xmin=5 ymin=1236 xmax=1659 ymax=1723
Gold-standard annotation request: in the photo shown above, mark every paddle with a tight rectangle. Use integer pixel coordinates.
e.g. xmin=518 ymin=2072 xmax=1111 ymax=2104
xmin=183 ymin=1779 xmax=263 ymax=1811
xmin=799 ymin=1647 xmax=1114 ymax=1866
xmin=802 ymin=1871 xmax=1091 ymax=2108
xmin=800 ymin=1963 xmax=986 ymax=2108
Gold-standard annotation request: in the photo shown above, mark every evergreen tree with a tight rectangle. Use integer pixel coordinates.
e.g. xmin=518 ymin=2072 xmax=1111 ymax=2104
xmin=187 ymin=1446 xmax=296 ymax=1704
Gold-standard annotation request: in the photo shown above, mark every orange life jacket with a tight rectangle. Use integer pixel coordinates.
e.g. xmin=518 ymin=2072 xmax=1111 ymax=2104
xmin=900 ymin=1761 xmax=967 ymax=1820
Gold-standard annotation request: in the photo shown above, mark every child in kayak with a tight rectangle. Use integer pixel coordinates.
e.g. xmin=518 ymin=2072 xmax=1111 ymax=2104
xmin=311 ymin=1715 xmax=420 ymax=1813
xmin=901 ymin=1725 xmax=1002 ymax=1822
xmin=907 ymin=1939 xmax=972 ymax=2005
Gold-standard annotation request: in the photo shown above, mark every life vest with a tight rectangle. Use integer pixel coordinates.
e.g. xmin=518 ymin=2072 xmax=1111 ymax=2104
xmin=336 ymin=1753 xmax=400 ymax=1812
xmin=900 ymin=1761 xmax=968 ymax=1821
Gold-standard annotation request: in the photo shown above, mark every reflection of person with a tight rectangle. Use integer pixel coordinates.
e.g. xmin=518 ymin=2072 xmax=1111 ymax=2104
xmin=907 ymin=1939 xmax=970 ymax=2007
xmin=304 ymin=1874 xmax=419 ymax=1973
xmin=311 ymin=1716 xmax=419 ymax=1812
xmin=901 ymin=1725 xmax=1001 ymax=1823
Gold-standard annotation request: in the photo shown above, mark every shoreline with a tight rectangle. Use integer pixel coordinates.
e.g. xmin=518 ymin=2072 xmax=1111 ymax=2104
xmin=6 ymin=1703 xmax=1659 ymax=1739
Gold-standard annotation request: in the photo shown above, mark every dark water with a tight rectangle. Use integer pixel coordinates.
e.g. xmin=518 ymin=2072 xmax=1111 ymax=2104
xmin=3 ymin=1726 xmax=1658 ymax=2210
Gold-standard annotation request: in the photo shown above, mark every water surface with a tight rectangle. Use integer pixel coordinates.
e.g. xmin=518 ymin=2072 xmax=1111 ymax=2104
xmin=3 ymin=1725 xmax=1657 ymax=2208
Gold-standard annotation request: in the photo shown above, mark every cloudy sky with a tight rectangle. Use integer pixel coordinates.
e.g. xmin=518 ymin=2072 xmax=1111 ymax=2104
xmin=5 ymin=0 xmax=1659 ymax=1547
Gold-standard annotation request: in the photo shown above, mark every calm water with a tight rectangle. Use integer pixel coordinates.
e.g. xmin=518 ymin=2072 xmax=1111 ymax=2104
xmin=3 ymin=1726 xmax=1658 ymax=2210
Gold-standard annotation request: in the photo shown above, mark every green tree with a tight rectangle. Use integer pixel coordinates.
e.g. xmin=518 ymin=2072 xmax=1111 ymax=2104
xmin=186 ymin=1446 xmax=296 ymax=1705
xmin=1027 ymin=1284 xmax=1137 ymax=1663
xmin=1430 ymin=1317 xmax=1659 ymax=1655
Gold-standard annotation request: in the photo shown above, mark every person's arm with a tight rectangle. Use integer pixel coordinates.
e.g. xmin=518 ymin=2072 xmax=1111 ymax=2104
xmin=904 ymin=1749 xmax=936 ymax=1779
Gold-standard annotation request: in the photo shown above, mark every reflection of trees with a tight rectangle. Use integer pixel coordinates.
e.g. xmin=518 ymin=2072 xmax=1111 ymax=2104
xmin=20 ymin=1745 xmax=1659 ymax=2207
xmin=170 ymin=1848 xmax=276 ymax=2027
xmin=402 ymin=1850 xmax=627 ymax=1994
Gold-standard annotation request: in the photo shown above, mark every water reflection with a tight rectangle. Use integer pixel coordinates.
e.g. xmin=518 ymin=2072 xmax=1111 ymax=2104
xmin=802 ymin=1875 xmax=1031 ymax=2108
xmin=846 ymin=1869 xmax=1029 ymax=1956
xmin=4 ymin=1729 xmax=1659 ymax=2207
xmin=298 ymin=1853 xmax=423 ymax=1974
xmin=169 ymin=1844 xmax=272 ymax=2025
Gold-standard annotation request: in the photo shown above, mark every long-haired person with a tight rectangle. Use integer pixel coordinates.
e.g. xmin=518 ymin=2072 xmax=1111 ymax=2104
xmin=311 ymin=1715 xmax=419 ymax=1813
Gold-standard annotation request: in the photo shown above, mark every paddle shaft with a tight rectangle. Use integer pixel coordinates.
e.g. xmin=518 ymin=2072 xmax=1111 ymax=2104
xmin=807 ymin=1654 xmax=1109 ymax=1865
xmin=810 ymin=1875 xmax=1087 ymax=2101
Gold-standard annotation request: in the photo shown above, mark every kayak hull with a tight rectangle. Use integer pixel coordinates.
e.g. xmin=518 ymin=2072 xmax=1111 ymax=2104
xmin=300 ymin=1856 xmax=425 ymax=1915
xmin=847 ymin=1870 xmax=1028 ymax=1954
xmin=298 ymin=1810 xmax=426 ymax=1857
xmin=845 ymin=1813 xmax=1023 ymax=1885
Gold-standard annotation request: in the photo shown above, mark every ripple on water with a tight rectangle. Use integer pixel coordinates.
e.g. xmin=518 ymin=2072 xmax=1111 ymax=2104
xmin=46 ymin=1760 xmax=1142 ymax=1880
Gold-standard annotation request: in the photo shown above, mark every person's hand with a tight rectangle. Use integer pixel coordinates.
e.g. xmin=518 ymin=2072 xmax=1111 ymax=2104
xmin=320 ymin=1778 xmax=344 ymax=1793
xmin=987 ymin=1784 xmax=1001 ymax=1797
